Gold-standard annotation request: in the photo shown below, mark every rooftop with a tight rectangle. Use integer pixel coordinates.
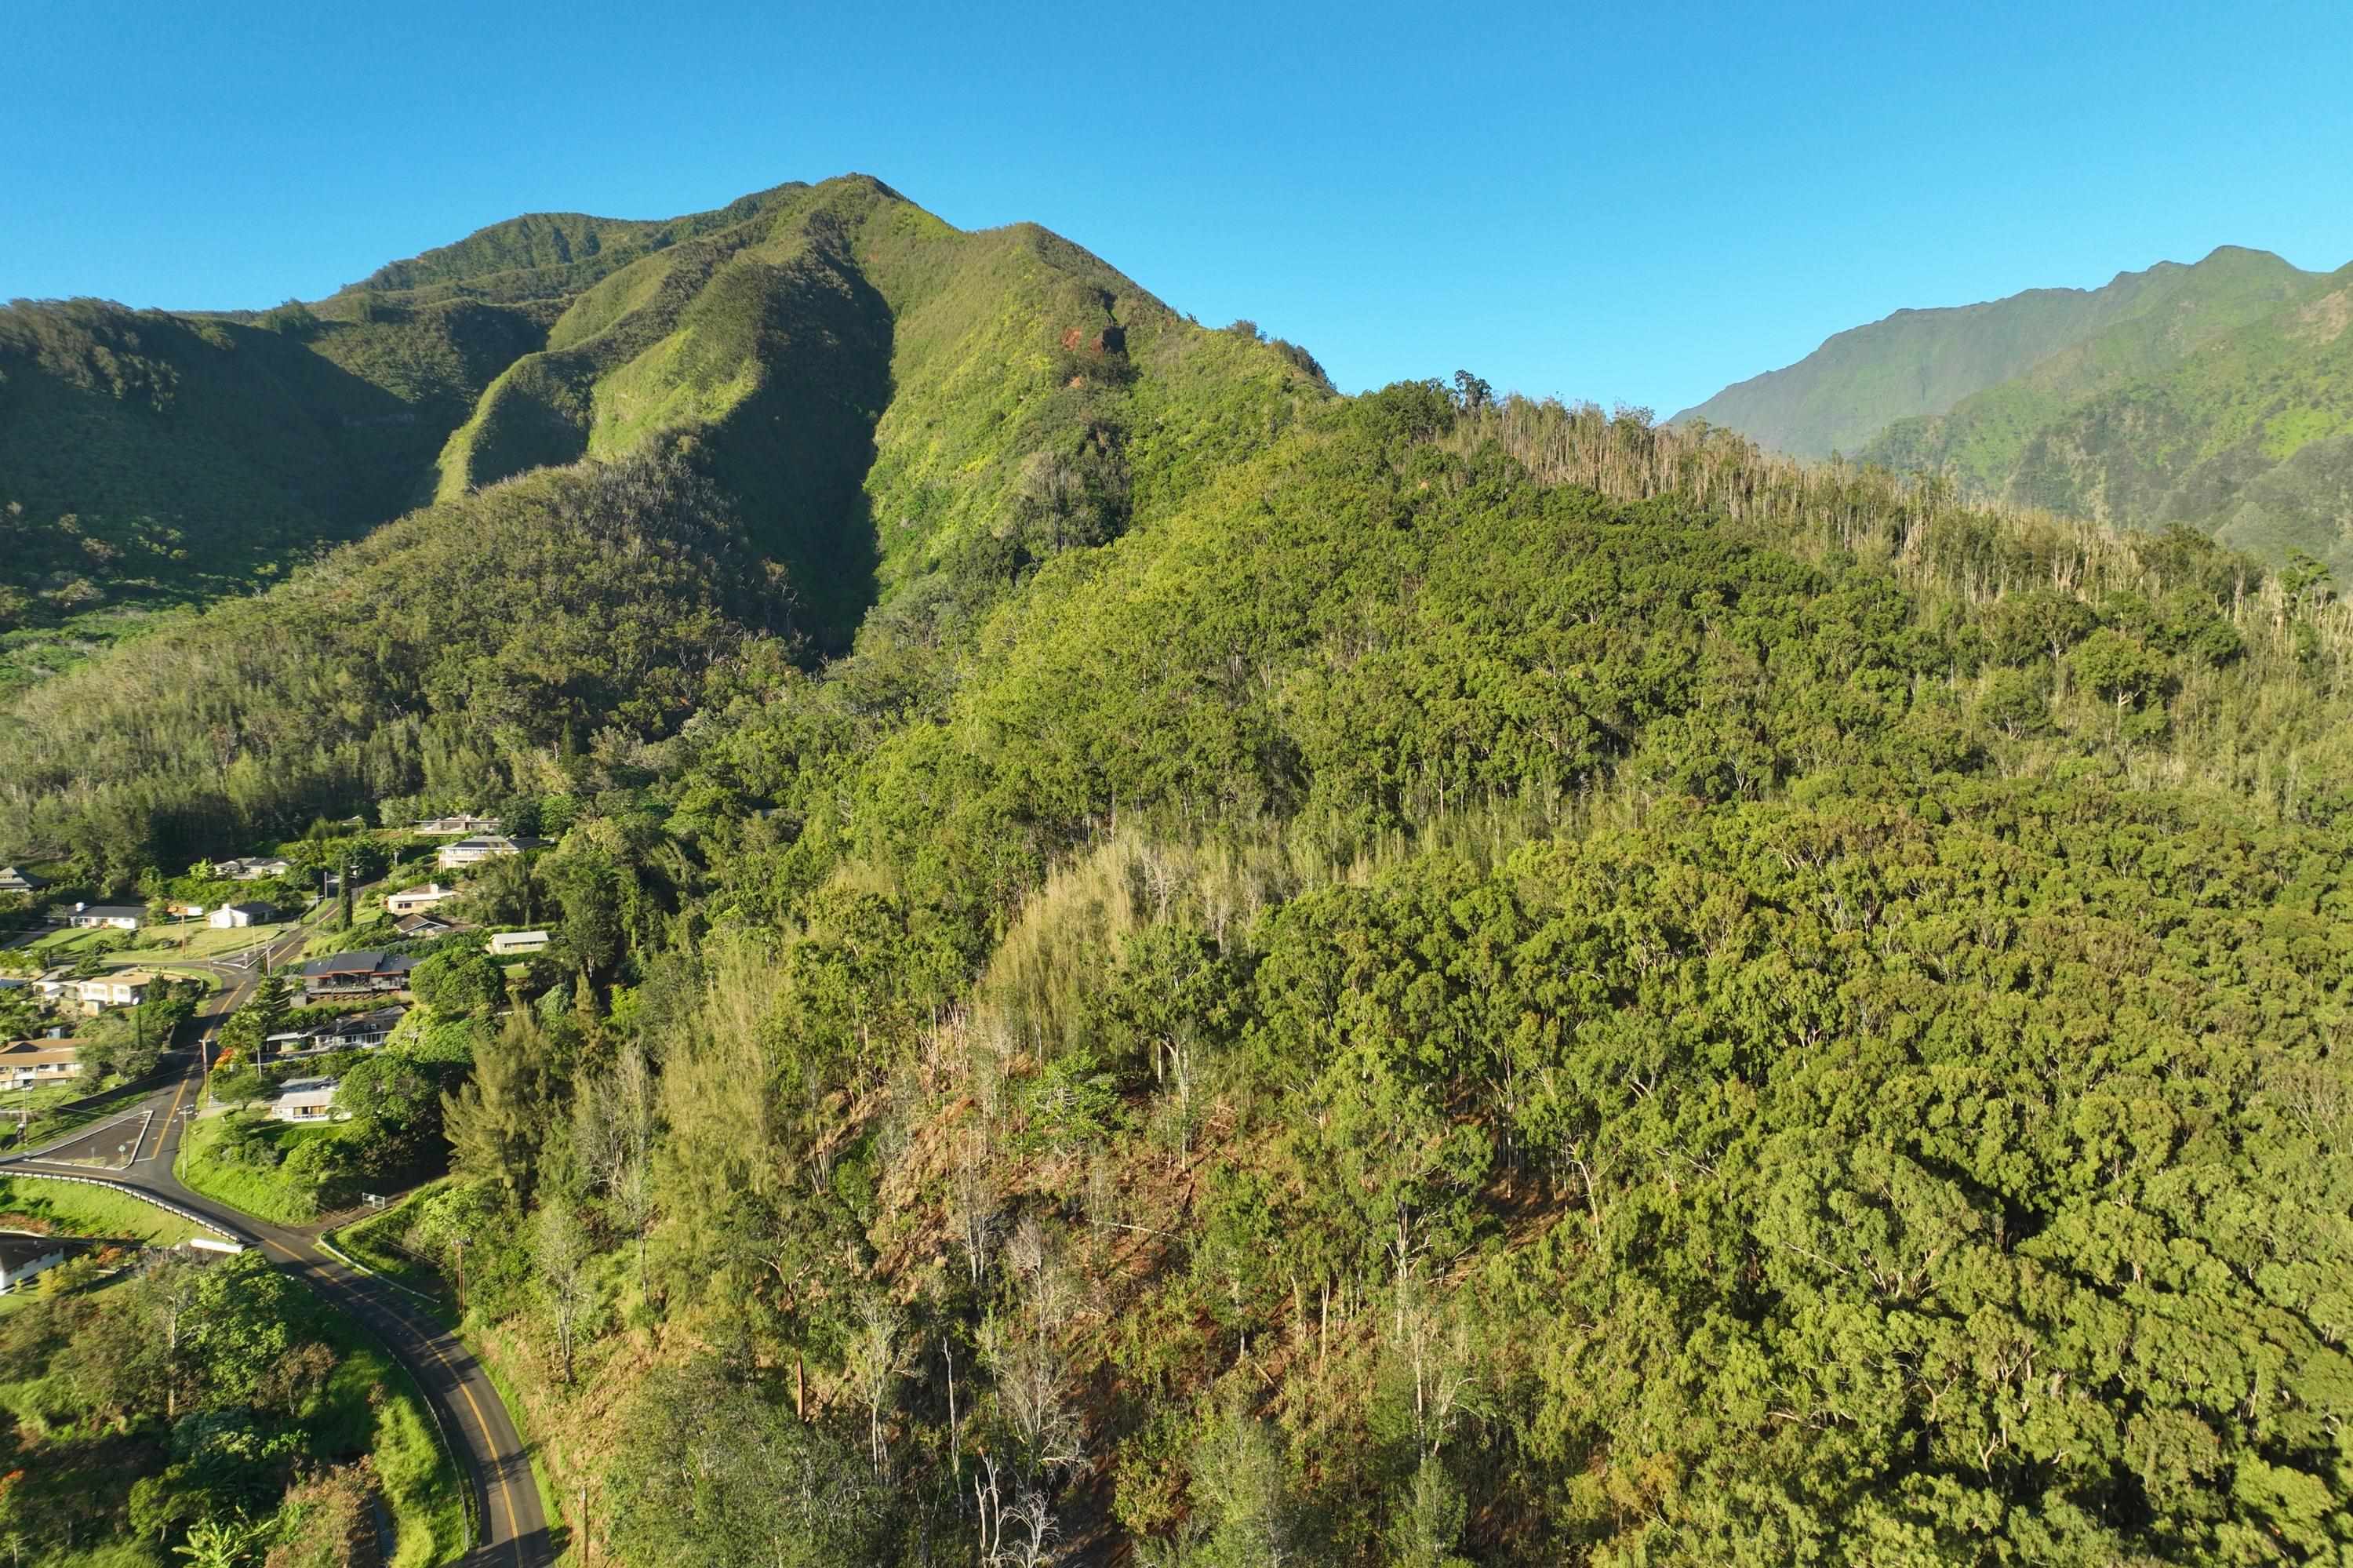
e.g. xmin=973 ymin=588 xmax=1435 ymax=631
xmin=0 ymin=1040 xmax=83 ymax=1064
xmin=301 ymin=951 xmax=415 ymax=977
xmin=0 ymin=1235 xmax=75 ymax=1268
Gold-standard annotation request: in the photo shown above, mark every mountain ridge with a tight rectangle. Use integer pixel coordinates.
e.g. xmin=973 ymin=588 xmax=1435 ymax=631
xmin=0 ymin=175 xmax=1329 ymax=687
xmin=1671 ymin=244 xmax=2322 ymax=460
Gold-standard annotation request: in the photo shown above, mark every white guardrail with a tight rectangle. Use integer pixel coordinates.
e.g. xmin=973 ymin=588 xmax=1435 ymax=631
xmin=0 ymin=1167 xmax=246 ymax=1248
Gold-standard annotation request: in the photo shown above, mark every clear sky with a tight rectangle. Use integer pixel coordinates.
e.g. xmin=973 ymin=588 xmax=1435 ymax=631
xmin=9 ymin=0 xmax=2352 ymax=416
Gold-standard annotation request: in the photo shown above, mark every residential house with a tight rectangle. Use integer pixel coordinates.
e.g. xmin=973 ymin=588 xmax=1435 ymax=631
xmin=384 ymin=882 xmax=460 ymax=915
xmin=214 ymin=857 xmax=293 ymax=882
xmin=208 ymin=902 xmax=275 ymax=929
xmin=486 ymin=930 xmax=551 ymax=957
xmin=319 ymin=1006 xmax=406 ymax=1050
xmin=64 ymin=903 xmax=144 ymax=931
xmin=30 ymin=970 xmax=73 ymax=1005
xmin=298 ymin=951 xmax=415 ymax=1003
xmin=268 ymin=1077 xmax=345 ymax=1122
xmin=72 ymin=972 xmax=152 ymax=1013
xmin=414 ymin=813 xmax=504 ymax=837
xmin=0 ymin=867 xmax=47 ymax=894
xmin=0 ymin=1040 xmax=84 ymax=1090
xmin=435 ymin=835 xmax=544 ymax=870
xmin=0 ymin=1235 xmax=74 ymax=1293
xmin=393 ymin=911 xmax=459 ymax=940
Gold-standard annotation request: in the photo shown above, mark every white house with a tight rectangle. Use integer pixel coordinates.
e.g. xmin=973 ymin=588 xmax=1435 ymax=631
xmin=64 ymin=903 xmax=144 ymax=931
xmin=213 ymin=857 xmax=292 ymax=882
xmin=208 ymin=902 xmax=276 ymax=929
xmin=269 ymin=1076 xmax=346 ymax=1122
xmin=72 ymin=972 xmax=153 ymax=1013
xmin=384 ymin=882 xmax=460 ymax=915
xmin=486 ymin=930 xmax=551 ymax=956
xmin=0 ymin=1235 xmax=71 ymax=1293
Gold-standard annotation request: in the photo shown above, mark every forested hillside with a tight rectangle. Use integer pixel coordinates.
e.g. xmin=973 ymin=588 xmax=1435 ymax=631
xmin=1864 ymin=264 xmax=2353 ymax=580
xmin=7 ymin=180 xmax=2353 ymax=1567
xmin=0 ymin=293 xmax=547 ymax=688
xmin=1669 ymin=247 xmax=2318 ymax=460
xmin=1676 ymin=247 xmax=2353 ymax=580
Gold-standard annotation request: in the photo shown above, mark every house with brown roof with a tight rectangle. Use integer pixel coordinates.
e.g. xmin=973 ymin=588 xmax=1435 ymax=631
xmin=415 ymin=813 xmax=504 ymax=837
xmin=298 ymin=951 xmax=415 ymax=1003
xmin=72 ymin=972 xmax=153 ymax=1013
xmin=0 ymin=1039 xmax=85 ymax=1090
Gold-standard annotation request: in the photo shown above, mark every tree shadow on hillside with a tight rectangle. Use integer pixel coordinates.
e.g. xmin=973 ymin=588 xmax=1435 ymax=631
xmin=701 ymin=245 xmax=895 ymax=660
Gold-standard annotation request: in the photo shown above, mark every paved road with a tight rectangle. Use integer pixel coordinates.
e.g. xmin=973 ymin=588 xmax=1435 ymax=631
xmin=4 ymin=951 xmax=551 ymax=1566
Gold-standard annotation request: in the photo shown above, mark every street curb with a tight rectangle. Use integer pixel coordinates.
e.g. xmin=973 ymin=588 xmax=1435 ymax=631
xmin=317 ymin=1230 xmax=443 ymax=1307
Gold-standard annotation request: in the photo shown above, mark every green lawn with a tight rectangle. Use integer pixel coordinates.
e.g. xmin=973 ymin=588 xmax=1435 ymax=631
xmin=0 ymin=1078 xmax=91 ymax=1122
xmin=139 ymin=918 xmax=292 ymax=961
xmin=0 ymin=1173 xmax=203 ymax=1246
xmin=20 ymin=926 xmax=108 ymax=959
xmin=176 ymin=1110 xmax=328 ymax=1225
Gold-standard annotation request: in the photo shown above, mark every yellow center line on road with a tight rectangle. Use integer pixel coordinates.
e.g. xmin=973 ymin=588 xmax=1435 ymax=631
xmin=264 ymin=1237 xmax=526 ymax=1564
xmin=143 ymin=1061 xmax=195 ymax=1162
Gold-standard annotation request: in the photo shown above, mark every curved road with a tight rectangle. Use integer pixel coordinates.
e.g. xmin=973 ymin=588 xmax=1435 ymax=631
xmin=3 ymin=919 xmax=550 ymax=1567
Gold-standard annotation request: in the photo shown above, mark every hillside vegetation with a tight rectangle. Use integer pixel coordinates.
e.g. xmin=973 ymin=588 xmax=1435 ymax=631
xmin=1865 ymin=264 xmax=2353 ymax=579
xmin=0 ymin=294 xmax=547 ymax=689
xmin=1676 ymin=248 xmax=2353 ymax=579
xmin=1670 ymin=247 xmax=2318 ymax=460
xmin=7 ymin=179 xmax=2353 ymax=1566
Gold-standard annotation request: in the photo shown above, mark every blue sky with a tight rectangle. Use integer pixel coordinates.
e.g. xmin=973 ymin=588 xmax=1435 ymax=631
xmin=9 ymin=0 xmax=2351 ymax=415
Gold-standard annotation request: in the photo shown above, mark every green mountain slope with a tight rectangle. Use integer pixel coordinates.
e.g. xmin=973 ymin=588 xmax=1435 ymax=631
xmin=0 ymin=295 xmax=547 ymax=684
xmin=0 ymin=176 xmax=1331 ymax=871
xmin=1853 ymin=264 xmax=2353 ymax=577
xmin=427 ymin=175 xmax=1322 ymax=648
xmin=1672 ymin=246 xmax=2319 ymax=460
xmin=1993 ymin=267 xmax=2353 ymax=575
xmin=0 ymin=176 xmax=1327 ymax=694
xmin=11 ymin=180 xmax=2353 ymax=1568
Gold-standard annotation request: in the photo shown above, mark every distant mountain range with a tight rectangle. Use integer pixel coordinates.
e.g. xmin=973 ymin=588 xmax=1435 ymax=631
xmin=1674 ymin=246 xmax=2353 ymax=577
xmin=0 ymin=176 xmax=1328 ymax=689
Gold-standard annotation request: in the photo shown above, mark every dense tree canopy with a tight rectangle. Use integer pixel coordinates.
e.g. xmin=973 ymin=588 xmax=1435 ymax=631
xmin=9 ymin=242 xmax=2353 ymax=1564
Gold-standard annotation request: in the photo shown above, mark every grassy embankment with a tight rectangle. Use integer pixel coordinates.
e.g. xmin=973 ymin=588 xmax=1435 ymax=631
xmin=0 ymin=1172 xmax=202 ymax=1246
xmin=176 ymin=1108 xmax=329 ymax=1225
xmin=329 ymin=1180 xmax=457 ymax=1310
xmin=319 ymin=1312 xmax=471 ymax=1567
